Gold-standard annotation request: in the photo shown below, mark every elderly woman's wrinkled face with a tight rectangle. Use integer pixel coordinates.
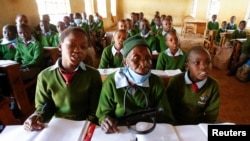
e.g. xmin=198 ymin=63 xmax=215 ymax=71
xmin=124 ymin=46 xmax=152 ymax=75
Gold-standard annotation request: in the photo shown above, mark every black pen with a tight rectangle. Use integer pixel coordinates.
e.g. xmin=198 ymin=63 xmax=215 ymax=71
xmin=35 ymin=103 xmax=48 ymax=121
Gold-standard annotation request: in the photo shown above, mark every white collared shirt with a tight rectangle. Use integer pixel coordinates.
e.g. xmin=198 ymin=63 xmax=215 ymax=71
xmin=111 ymin=45 xmax=124 ymax=56
xmin=140 ymin=32 xmax=150 ymax=38
xmin=164 ymin=48 xmax=184 ymax=57
xmin=49 ymin=59 xmax=86 ymax=72
xmin=184 ymin=71 xmax=207 ymax=89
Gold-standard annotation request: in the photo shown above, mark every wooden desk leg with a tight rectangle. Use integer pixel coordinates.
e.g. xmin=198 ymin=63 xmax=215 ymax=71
xmin=1 ymin=64 xmax=32 ymax=115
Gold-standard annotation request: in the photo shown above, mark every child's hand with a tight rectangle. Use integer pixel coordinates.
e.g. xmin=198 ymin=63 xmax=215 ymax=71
xmin=23 ymin=115 xmax=45 ymax=131
xmin=100 ymin=116 xmax=119 ymax=134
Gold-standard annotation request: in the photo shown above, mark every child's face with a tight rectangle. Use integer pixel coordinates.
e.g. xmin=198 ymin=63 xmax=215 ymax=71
xmin=140 ymin=21 xmax=150 ymax=35
xmin=56 ymin=22 xmax=66 ymax=33
xmin=212 ymin=15 xmax=217 ymax=21
xmin=40 ymin=21 xmax=50 ymax=33
xmin=16 ymin=16 xmax=28 ymax=25
xmin=125 ymin=20 xmax=132 ymax=29
xmin=166 ymin=32 xmax=179 ymax=54
xmin=239 ymin=22 xmax=246 ymax=30
xmin=221 ymin=22 xmax=227 ymax=29
xmin=186 ymin=50 xmax=212 ymax=82
xmin=2 ymin=26 xmax=17 ymax=41
xmin=118 ymin=21 xmax=126 ymax=30
xmin=59 ymin=31 xmax=88 ymax=67
xmin=124 ymin=46 xmax=152 ymax=75
xmin=17 ymin=26 xmax=32 ymax=41
xmin=154 ymin=18 xmax=161 ymax=26
xmin=162 ymin=20 xmax=172 ymax=32
xmin=114 ymin=31 xmax=127 ymax=50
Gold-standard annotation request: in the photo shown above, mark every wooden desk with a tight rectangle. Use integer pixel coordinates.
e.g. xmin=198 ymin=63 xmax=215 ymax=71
xmin=219 ymin=32 xmax=233 ymax=47
xmin=231 ymin=38 xmax=247 ymax=65
xmin=0 ymin=60 xmax=32 ymax=116
xmin=184 ymin=21 xmax=206 ymax=35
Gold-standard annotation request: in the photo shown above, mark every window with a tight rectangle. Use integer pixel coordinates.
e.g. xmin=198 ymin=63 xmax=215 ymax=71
xmin=206 ymin=0 xmax=221 ymax=19
xmin=245 ymin=1 xmax=250 ymax=28
xmin=84 ymin=0 xmax=94 ymax=16
xmin=35 ymin=0 xmax=71 ymax=25
xmin=97 ymin=0 xmax=107 ymax=18
xmin=190 ymin=0 xmax=198 ymax=17
xmin=110 ymin=0 xmax=117 ymax=16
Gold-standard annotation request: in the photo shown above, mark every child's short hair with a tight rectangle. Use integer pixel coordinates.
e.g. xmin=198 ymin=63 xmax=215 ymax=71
xmin=60 ymin=27 xmax=88 ymax=43
xmin=239 ymin=20 xmax=247 ymax=26
xmin=222 ymin=21 xmax=227 ymax=24
xmin=186 ymin=46 xmax=211 ymax=62
xmin=3 ymin=24 xmax=17 ymax=33
xmin=17 ymin=24 xmax=31 ymax=32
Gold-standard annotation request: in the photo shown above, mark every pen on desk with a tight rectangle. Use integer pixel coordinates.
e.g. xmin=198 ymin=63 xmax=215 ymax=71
xmin=35 ymin=103 xmax=48 ymax=121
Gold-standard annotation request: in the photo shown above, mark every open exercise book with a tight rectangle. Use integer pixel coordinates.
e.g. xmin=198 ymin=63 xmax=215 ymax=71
xmin=0 ymin=117 xmax=90 ymax=141
xmin=91 ymin=122 xmax=234 ymax=141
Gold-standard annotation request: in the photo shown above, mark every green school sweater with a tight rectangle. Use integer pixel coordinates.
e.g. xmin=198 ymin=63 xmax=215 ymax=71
xmin=35 ymin=62 xmax=102 ymax=124
xmin=226 ymin=23 xmax=237 ymax=30
xmin=241 ymin=36 xmax=250 ymax=55
xmin=96 ymin=71 xmax=175 ymax=125
xmin=37 ymin=31 xmax=58 ymax=47
xmin=207 ymin=21 xmax=219 ymax=30
xmin=166 ymin=72 xmax=220 ymax=125
xmin=136 ymin=33 xmax=159 ymax=51
xmin=231 ymin=30 xmax=247 ymax=39
xmin=15 ymin=40 xmax=44 ymax=68
xmin=215 ymin=28 xmax=227 ymax=43
xmin=0 ymin=40 xmax=16 ymax=60
xmin=156 ymin=50 xmax=186 ymax=71
xmin=98 ymin=45 xmax=123 ymax=68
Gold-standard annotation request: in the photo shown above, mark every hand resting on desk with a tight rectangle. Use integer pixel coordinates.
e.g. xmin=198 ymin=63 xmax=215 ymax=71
xmin=23 ymin=114 xmax=45 ymax=131
xmin=101 ymin=116 xmax=119 ymax=134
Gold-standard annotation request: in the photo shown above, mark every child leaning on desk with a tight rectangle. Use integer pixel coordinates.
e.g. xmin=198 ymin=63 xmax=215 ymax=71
xmin=166 ymin=46 xmax=220 ymax=125
xmin=23 ymin=27 xmax=102 ymax=131
xmin=96 ymin=35 xmax=175 ymax=134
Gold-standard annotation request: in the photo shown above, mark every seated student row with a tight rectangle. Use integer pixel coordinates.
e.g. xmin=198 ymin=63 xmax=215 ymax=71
xmin=22 ymin=27 xmax=220 ymax=134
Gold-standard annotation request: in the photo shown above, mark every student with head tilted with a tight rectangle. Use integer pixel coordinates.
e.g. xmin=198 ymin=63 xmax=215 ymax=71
xmin=98 ymin=29 xmax=128 ymax=68
xmin=37 ymin=20 xmax=58 ymax=47
xmin=156 ymin=31 xmax=186 ymax=71
xmin=52 ymin=21 xmax=67 ymax=47
xmin=125 ymin=18 xmax=137 ymax=38
xmin=231 ymin=20 xmax=247 ymax=39
xmin=96 ymin=35 xmax=175 ymax=133
xmin=23 ymin=27 xmax=102 ymax=131
xmin=166 ymin=46 xmax=220 ymax=125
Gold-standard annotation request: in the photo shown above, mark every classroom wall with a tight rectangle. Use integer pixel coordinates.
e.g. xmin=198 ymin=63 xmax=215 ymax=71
xmin=0 ymin=0 xmax=249 ymax=38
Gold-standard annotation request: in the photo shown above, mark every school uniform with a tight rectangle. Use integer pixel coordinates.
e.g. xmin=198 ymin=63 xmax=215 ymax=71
xmin=98 ymin=45 xmax=124 ymax=68
xmin=226 ymin=23 xmax=237 ymax=30
xmin=15 ymin=37 xmax=44 ymax=80
xmin=0 ymin=38 xmax=17 ymax=60
xmin=241 ymin=36 xmax=250 ymax=57
xmin=156 ymin=48 xmax=186 ymax=71
xmin=96 ymin=68 xmax=175 ymax=125
xmin=231 ymin=29 xmax=247 ymax=39
xmin=139 ymin=32 xmax=159 ymax=52
xmin=157 ymin=28 xmax=177 ymax=52
xmin=215 ymin=28 xmax=227 ymax=43
xmin=52 ymin=33 xmax=60 ymax=47
xmin=150 ymin=25 xmax=162 ymax=36
xmin=127 ymin=29 xmax=137 ymax=38
xmin=37 ymin=30 xmax=58 ymax=47
xmin=207 ymin=21 xmax=219 ymax=30
xmin=166 ymin=72 xmax=220 ymax=125
xmin=35 ymin=60 xmax=102 ymax=124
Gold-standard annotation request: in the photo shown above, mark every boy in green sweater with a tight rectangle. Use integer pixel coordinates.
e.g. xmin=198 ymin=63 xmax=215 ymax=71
xmin=37 ymin=20 xmax=58 ymax=47
xmin=166 ymin=46 xmax=220 ymax=125
xmin=23 ymin=27 xmax=102 ymax=131
xmin=156 ymin=31 xmax=186 ymax=71
xmin=96 ymin=35 xmax=175 ymax=133
xmin=98 ymin=29 xmax=128 ymax=68
xmin=0 ymin=24 xmax=17 ymax=60
xmin=15 ymin=24 xmax=44 ymax=81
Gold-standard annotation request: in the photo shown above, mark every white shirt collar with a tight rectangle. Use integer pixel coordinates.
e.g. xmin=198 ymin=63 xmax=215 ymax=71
xmin=114 ymin=68 xmax=150 ymax=89
xmin=140 ymin=32 xmax=150 ymax=38
xmin=184 ymin=71 xmax=207 ymax=89
xmin=111 ymin=45 xmax=123 ymax=56
xmin=164 ymin=48 xmax=184 ymax=56
xmin=1 ymin=38 xmax=17 ymax=45
xmin=50 ymin=58 xmax=86 ymax=71
xmin=162 ymin=31 xmax=167 ymax=36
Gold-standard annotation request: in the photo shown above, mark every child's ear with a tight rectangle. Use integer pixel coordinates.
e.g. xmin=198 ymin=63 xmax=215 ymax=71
xmin=122 ymin=58 xmax=127 ymax=67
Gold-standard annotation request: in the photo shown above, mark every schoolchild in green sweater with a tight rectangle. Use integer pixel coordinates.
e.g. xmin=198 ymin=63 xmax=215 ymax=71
xmin=207 ymin=14 xmax=219 ymax=31
xmin=215 ymin=21 xmax=227 ymax=44
xmin=231 ymin=20 xmax=247 ymax=39
xmin=15 ymin=24 xmax=44 ymax=81
xmin=37 ymin=20 xmax=58 ymax=47
xmin=0 ymin=24 xmax=17 ymax=60
xmin=125 ymin=18 xmax=137 ymax=38
xmin=226 ymin=16 xmax=237 ymax=30
xmin=157 ymin=17 xmax=177 ymax=52
xmin=150 ymin=15 xmax=162 ymax=36
xmin=52 ymin=21 xmax=67 ymax=47
xmin=166 ymin=46 xmax=220 ymax=125
xmin=23 ymin=27 xmax=102 ymax=131
xmin=96 ymin=35 xmax=175 ymax=133
xmin=99 ymin=29 xmax=128 ymax=68
xmin=156 ymin=31 xmax=186 ymax=71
